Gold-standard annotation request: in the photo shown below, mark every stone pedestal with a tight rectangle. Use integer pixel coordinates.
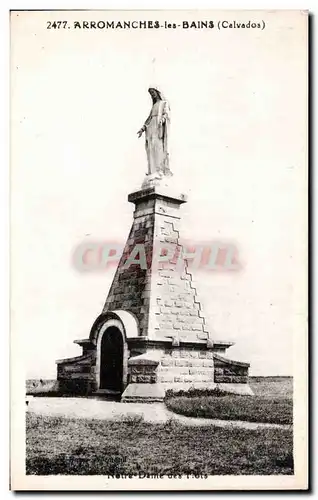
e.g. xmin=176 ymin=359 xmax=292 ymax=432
xmin=56 ymin=181 xmax=252 ymax=400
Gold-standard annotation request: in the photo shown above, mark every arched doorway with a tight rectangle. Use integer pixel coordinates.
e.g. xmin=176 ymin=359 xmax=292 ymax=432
xmin=100 ymin=326 xmax=124 ymax=393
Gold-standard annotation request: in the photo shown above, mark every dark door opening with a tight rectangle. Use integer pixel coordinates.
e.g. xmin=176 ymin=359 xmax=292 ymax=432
xmin=100 ymin=326 xmax=124 ymax=393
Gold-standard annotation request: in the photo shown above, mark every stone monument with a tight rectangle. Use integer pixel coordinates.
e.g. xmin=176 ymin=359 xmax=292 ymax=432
xmin=56 ymin=88 xmax=252 ymax=401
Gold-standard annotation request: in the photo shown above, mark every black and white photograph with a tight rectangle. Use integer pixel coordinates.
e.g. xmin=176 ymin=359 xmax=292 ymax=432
xmin=10 ymin=9 xmax=308 ymax=490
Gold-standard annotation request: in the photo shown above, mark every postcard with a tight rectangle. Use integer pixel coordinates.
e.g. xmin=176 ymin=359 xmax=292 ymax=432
xmin=10 ymin=9 xmax=308 ymax=490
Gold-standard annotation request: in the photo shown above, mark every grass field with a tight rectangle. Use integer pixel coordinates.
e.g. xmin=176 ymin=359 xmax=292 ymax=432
xmin=165 ymin=395 xmax=292 ymax=424
xmin=26 ymin=413 xmax=293 ymax=476
xmin=165 ymin=377 xmax=293 ymax=425
xmin=26 ymin=377 xmax=294 ymax=476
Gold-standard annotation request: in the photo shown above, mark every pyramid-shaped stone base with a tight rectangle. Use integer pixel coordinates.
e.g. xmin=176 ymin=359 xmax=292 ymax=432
xmin=103 ymin=185 xmax=210 ymax=341
xmin=56 ymin=183 xmax=252 ymax=400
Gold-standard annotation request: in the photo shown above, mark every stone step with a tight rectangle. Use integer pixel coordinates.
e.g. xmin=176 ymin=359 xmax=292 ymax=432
xmin=91 ymin=389 xmax=122 ymax=401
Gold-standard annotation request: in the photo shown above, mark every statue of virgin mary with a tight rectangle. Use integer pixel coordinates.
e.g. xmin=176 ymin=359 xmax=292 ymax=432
xmin=137 ymin=88 xmax=171 ymax=177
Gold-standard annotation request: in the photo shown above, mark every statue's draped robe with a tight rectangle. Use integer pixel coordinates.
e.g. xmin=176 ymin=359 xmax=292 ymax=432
xmin=143 ymin=99 xmax=170 ymax=175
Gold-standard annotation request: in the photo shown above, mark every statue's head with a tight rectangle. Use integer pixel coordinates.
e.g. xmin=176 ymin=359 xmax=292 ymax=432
xmin=148 ymin=87 xmax=164 ymax=103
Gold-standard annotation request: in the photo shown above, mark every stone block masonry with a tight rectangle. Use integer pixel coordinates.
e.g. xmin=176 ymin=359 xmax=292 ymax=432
xmin=57 ymin=185 xmax=252 ymax=401
xmin=121 ymin=340 xmax=251 ymax=401
xmin=158 ymin=352 xmax=214 ymax=384
xmin=103 ymin=186 xmax=210 ymax=342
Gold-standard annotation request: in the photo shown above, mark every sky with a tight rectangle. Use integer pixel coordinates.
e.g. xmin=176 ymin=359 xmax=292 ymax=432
xmin=11 ymin=10 xmax=307 ymax=378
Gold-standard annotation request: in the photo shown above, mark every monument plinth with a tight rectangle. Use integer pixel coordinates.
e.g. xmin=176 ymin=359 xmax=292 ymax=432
xmin=56 ymin=87 xmax=252 ymax=400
